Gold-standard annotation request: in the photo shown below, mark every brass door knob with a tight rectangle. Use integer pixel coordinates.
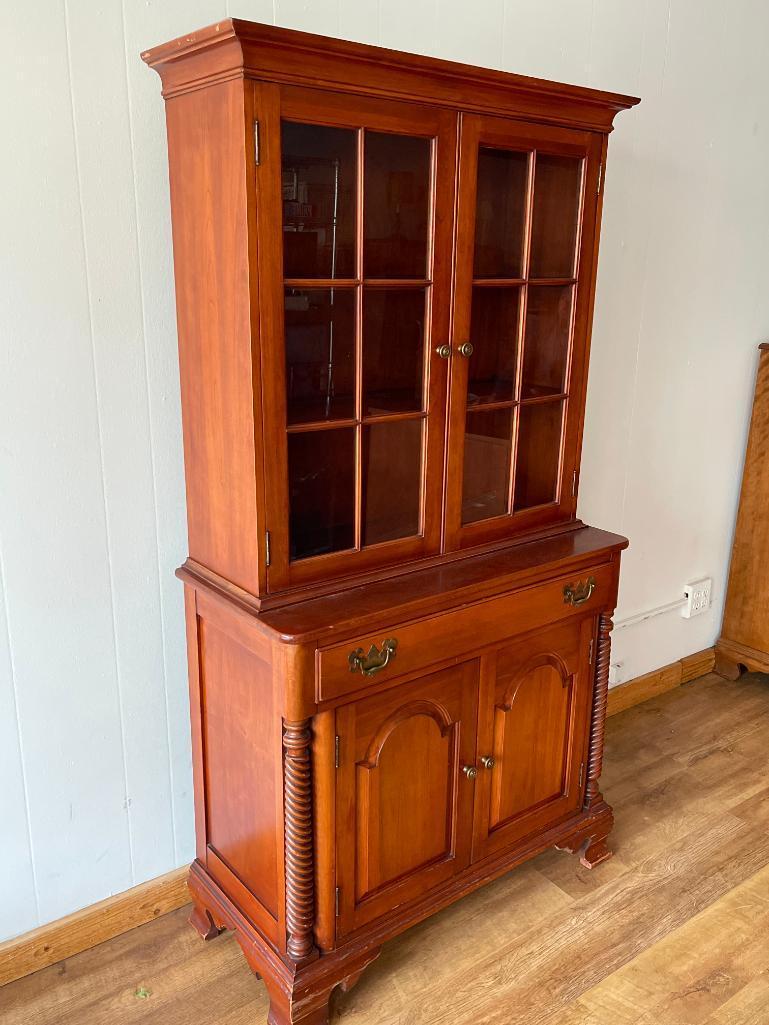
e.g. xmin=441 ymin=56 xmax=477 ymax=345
xmin=435 ymin=344 xmax=452 ymax=359
xmin=462 ymin=765 xmax=478 ymax=780
xmin=480 ymin=755 xmax=495 ymax=769
xmin=458 ymin=342 xmax=474 ymax=357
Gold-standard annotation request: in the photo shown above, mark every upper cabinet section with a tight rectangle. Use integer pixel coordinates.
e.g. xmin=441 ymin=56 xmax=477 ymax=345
xmin=143 ymin=20 xmax=638 ymax=604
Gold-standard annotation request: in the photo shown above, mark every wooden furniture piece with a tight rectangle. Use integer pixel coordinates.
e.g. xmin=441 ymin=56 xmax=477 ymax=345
xmin=716 ymin=343 xmax=769 ymax=679
xmin=143 ymin=20 xmax=637 ymax=1025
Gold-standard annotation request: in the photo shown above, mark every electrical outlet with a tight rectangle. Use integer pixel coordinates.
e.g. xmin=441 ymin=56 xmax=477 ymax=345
xmin=609 ymin=662 xmax=623 ymax=686
xmin=682 ymin=578 xmax=712 ymax=618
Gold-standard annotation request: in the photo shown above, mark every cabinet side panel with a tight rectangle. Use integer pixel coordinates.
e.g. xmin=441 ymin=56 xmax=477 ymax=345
xmin=165 ymin=80 xmax=261 ymax=593
xmin=198 ymin=615 xmax=279 ymax=922
xmin=722 ymin=349 xmax=769 ymax=652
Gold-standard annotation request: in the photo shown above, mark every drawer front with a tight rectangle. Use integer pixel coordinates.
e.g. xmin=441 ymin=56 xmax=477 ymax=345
xmin=317 ymin=562 xmax=613 ymax=702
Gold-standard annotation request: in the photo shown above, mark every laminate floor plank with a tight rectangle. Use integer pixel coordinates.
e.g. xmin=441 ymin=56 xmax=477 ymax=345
xmin=1 ymin=673 xmax=767 ymax=1025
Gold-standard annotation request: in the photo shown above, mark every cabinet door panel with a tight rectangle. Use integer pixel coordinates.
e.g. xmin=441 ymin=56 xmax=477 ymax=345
xmin=472 ymin=618 xmax=593 ymax=861
xmin=257 ymin=85 xmax=456 ymax=591
xmin=335 ymin=661 xmax=478 ymax=937
xmin=445 ymin=114 xmax=604 ymax=551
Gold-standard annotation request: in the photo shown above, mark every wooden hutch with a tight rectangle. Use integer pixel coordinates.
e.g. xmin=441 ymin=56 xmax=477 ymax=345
xmin=143 ymin=21 xmax=638 ymax=1025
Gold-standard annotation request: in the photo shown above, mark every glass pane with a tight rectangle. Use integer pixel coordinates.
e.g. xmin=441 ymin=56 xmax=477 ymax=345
xmin=284 ymin=289 xmax=356 ymax=424
xmin=529 ymin=154 xmax=582 ymax=279
xmin=362 ymin=419 xmax=422 ymax=545
xmin=514 ymin=401 xmax=564 ymax=510
xmin=363 ymin=288 xmax=425 ymax=415
xmin=364 ymin=132 xmax=431 ymax=279
xmin=467 ymin=287 xmax=521 ymax=407
xmin=288 ymin=428 xmax=355 ymax=560
xmin=461 ymin=408 xmax=514 ymax=525
xmin=521 ymin=285 xmax=573 ymax=399
xmin=473 ymin=148 xmax=528 ymax=279
xmin=281 ymin=122 xmax=356 ymax=279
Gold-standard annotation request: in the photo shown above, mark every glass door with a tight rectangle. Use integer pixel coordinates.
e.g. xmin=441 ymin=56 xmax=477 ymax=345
xmin=258 ymin=86 xmax=456 ymax=591
xmin=444 ymin=115 xmax=603 ymax=550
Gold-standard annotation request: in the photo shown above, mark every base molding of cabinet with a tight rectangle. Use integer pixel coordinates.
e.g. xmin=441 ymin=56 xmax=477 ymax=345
xmin=714 ymin=638 xmax=769 ymax=680
xmin=186 ymin=800 xmax=613 ymax=1024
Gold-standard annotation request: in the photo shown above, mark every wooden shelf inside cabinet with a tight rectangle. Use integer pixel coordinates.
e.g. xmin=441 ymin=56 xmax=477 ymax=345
xmin=144 ymin=18 xmax=636 ymax=1025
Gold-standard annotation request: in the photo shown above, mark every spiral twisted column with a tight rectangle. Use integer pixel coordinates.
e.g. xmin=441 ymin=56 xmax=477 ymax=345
xmin=585 ymin=613 xmax=613 ymax=808
xmin=282 ymin=719 xmax=316 ymax=963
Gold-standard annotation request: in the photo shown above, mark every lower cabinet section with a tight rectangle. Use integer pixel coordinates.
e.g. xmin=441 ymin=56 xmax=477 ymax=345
xmin=333 ymin=616 xmax=596 ymax=938
xmin=181 ymin=542 xmax=623 ymax=1025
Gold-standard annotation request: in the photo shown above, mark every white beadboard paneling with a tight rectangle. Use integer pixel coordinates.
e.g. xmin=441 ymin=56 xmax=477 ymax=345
xmin=501 ymin=0 xmax=593 ymax=83
xmin=124 ymin=0 xmax=230 ymax=868
xmin=378 ymin=0 xmax=438 ymax=56
xmin=64 ymin=0 xmax=176 ymax=884
xmin=274 ymin=0 xmax=340 ymax=34
xmin=2 ymin=0 xmax=769 ymax=943
xmin=339 ymin=0 xmax=380 ymax=44
xmin=0 ymin=548 xmax=38 ymax=941
xmin=0 ymin=1 xmax=132 ymax=926
xmin=435 ymin=0 xmax=504 ymax=67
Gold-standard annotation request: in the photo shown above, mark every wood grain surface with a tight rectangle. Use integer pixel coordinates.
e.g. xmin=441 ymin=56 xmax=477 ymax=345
xmin=3 ymin=670 xmax=767 ymax=1025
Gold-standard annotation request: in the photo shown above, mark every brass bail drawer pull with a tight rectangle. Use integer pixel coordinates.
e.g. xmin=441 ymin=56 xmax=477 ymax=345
xmin=563 ymin=575 xmax=596 ymax=607
xmin=348 ymin=638 xmax=398 ymax=677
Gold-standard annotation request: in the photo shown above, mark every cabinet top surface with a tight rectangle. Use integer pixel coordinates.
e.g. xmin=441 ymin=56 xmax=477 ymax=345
xmin=141 ymin=18 xmax=639 ymax=130
xmin=213 ymin=524 xmax=628 ymax=643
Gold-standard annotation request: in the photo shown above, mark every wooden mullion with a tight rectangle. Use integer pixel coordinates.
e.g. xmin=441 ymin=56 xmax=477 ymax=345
xmin=519 ymin=391 xmax=569 ymax=406
xmin=362 ymin=410 xmax=427 ymax=425
xmin=509 ymin=149 xmax=537 ymax=515
xmin=354 ymin=126 xmax=365 ymax=551
xmin=471 ymin=277 xmax=526 ymax=287
xmin=284 ymin=278 xmax=359 ymax=289
xmin=286 ymin=418 xmax=358 ymax=434
xmin=362 ymin=278 xmax=431 ymax=288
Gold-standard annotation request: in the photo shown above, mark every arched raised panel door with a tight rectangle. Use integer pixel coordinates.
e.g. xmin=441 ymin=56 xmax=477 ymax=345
xmin=335 ymin=661 xmax=479 ymax=936
xmin=472 ymin=618 xmax=594 ymax=861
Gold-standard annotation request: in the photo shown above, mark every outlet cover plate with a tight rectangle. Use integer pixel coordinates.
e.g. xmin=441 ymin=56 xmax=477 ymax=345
xmin=682 ymin=578 xmax=712 ymax=618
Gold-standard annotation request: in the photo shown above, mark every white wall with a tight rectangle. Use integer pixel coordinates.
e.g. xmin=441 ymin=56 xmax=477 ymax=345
xmin=2 ymin=0 xmax=767 ymax=943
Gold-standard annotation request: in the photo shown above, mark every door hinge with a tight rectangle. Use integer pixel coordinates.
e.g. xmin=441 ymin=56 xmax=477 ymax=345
xmin=265 ymin=530 xmax=271 ymax=567
xmin=588 ymin=637 xmax=594 ymax=665
xmin=572 ymin=469 xmax=578 ymax=497
xmin=334 ymin=735 xmax=340 ymax=769
xmin=597 ymin=162 xmax=604 ymax=196
xmin=335 ymin=886 xmax=340 ymax=917
xmin=254 ymin=120 xmax=260 ymax=166
xmin=579 ymin=762 xmax=585 ymax=788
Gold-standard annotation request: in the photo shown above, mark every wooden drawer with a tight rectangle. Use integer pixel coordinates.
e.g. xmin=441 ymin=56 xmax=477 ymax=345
xmin=317 ymin=562 xmax=613 ymax=702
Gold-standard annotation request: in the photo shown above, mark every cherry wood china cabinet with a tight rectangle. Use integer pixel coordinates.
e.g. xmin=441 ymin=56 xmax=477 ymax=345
xmin=143 ymin=21 xmax=638 ymax=1025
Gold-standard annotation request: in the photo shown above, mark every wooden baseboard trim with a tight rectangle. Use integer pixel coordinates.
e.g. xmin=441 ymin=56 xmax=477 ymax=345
xmin=607 ymin=647 xmax=715 ymax=717
xmin=0 ymin=866 xmax=190 ymax=988
xmin=0 ymin=648 xmax=717 ymax=989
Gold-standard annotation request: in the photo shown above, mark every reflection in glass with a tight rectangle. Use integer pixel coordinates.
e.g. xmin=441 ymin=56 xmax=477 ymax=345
xmin=529 ymin=154 xmax=582 ymax=279
xmin=281 ymin=122 xmax=357 ymax=279
xmin=288 ymin=428 xmax=355 ymax=560
xmin=514 ymin=401 xmax=564 ymax=510
xmin=362 ymin=419 xmax=422 ymax=545
xmin=473 ymin=148 xmax=528 ymax=279
xmin=364 ymin=132 xmax=431 ymax=279
xmin=284 ymin=289 xmax=356 ymax=424
xmin=467 ymin=287 xmax=521 ymax=406
xmin=461 ymin=408 xmax=514 ymax=524
xmin=521 ymin=285 xmax=573 ymax=399
xmin=363 ymin=289 xmax=426 ymax=415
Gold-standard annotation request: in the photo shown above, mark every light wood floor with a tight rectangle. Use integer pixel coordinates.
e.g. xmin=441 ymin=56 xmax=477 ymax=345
xmin=3 ymin=671 xmax=769 ymax=1025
